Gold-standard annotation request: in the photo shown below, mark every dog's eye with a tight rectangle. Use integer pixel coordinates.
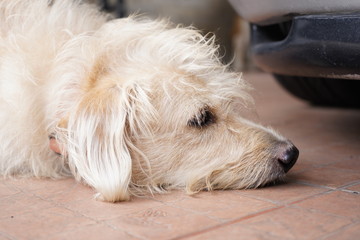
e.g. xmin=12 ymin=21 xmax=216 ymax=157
xmin=188 ymin=107 xmax=216 ymax=128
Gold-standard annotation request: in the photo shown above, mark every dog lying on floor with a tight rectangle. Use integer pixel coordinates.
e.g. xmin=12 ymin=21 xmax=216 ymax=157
xmin=0 ymin=0 xmax=299 ymax=202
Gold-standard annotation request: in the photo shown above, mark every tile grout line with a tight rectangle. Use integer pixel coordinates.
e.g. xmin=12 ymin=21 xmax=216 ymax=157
xmin=151 ymin=193 xmax=283 ymax=223
xmin=173 ymin=187 xmax=352 ymax=240
xmin=231 ymin=190 xmax=284 ymax=205
xmin=337 ymin=181 xmax=360 ymax=194
xmin=21 ymin=192 xmax=143 ymax=240
xmin=318 ymin=221 xmax=360 ymax=240
xmin=290 ymin=180 xmax=337 ymax=190
xmin=232 ymin=182 xmax=334 ymax=207
xmin=293 ymin=180 xmax=360 ymax=195
xmin=170 ymin=206 xmax=285 ymax=240
xmin=286 ymin=190 xmax=334 ymax=206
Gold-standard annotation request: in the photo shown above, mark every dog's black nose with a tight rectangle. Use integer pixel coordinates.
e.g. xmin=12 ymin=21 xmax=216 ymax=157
xmin=278 ymin=146 xmax=299 ymax=173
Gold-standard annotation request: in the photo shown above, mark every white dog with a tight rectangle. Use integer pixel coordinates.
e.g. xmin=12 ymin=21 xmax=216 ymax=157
xmin=0 ymin=0 xmax=299 ymax=202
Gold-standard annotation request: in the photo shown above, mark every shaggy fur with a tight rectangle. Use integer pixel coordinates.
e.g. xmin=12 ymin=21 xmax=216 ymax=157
xmin=0 ymin=0 xmax=298 ymax=202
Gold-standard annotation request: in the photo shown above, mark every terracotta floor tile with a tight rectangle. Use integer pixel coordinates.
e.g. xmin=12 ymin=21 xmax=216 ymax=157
xmin=345 ymin=183 xmax=360 ymax=193
xmin=241 ymin=208 xmax=349 ymax=239
xmin=0 ymin=206 xmax=95 ymax=240
xmin=292 ymin=132 xmax=346 ymax=153
xmin=329 ymin=156 xmax=360 ymax=172
xmin=288 ymin=144 xmax=360 ymax=176
xmin=187 ymin=206 xmax=353 ymax=240
xmin=288 ymin=166 xmax=360 ymax=188
xmin=295 ymin=144 xmax=358 ymax=168
xmin=323 ymin=222 xmax=360 ymax=240
xmin=185 ymin=223 xmax=280 ymax=240
xmin=5 ymin=177 xmax=75 ymax=192
xmin=0 ymin=232 xmax=15 ymax=240
xmin=50 ymin=223 xmax=139 ymax=240
xmin=0 ymin=192 xmax=54 ymax=219
xmin=0 ymin=180 xmax=20 ymax=198
xmin=237 ymin=181 xmax=328 ymax=204
xmin=163 ymin=190 xmax=277 ymax=221
xmin=229 ymin=207 xmax=350 ymax=240
xmin=146 ymin=190 xmax=188 ymax=204
xmin=32 ymin=180 xmax=95 ymax=203
xmin=323 ymin=143 xmax=360 ymax=158
xmin=106 ymin=205 xmax=219 ymax=240
xmin=288 ymin=159 xmax=315 ymax=173
xmin=294 ymin=191 xmax=360 ymax=221
xmin=65 ymin=196 xmax=164 ymax=221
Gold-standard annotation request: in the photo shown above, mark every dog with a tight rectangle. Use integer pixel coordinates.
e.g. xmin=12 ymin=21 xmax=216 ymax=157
xmin=0 ymin=0 xmax=299 ymax=202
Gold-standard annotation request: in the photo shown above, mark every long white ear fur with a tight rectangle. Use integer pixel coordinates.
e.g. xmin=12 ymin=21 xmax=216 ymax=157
xmin=65 ymin=85 xmax=134 ymax=202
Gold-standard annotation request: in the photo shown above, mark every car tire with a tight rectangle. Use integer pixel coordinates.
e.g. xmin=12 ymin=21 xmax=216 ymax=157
xmin=274 ymin=74 xmax=360 ymax=107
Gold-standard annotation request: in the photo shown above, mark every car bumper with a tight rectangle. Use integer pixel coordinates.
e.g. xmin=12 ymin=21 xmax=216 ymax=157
xmin=228 ymin=0 xmax=360 ymax=25
xmin=250 ymin=14 xmax=360 ymax=80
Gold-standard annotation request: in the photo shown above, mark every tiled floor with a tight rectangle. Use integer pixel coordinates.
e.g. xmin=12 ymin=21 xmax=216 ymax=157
xmin=1 ymin=72 xmax=360 ymax=240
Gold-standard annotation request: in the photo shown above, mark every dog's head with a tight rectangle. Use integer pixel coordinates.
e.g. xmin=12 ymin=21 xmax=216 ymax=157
xmin=51 ymin=18 xmax=298 ymax=202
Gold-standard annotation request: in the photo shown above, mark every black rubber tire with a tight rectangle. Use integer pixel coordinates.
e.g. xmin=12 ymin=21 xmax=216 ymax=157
xmin=274 ymin=74 xmax=360 ymax=108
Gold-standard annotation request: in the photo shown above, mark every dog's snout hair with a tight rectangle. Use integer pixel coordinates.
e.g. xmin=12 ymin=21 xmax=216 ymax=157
xmin=0 ymin=0 xmax=299 ymax=202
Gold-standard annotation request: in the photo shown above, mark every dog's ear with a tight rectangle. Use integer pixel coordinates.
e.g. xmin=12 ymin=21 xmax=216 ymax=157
xmin=64 ymin=80 xmax=147 ymax=202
